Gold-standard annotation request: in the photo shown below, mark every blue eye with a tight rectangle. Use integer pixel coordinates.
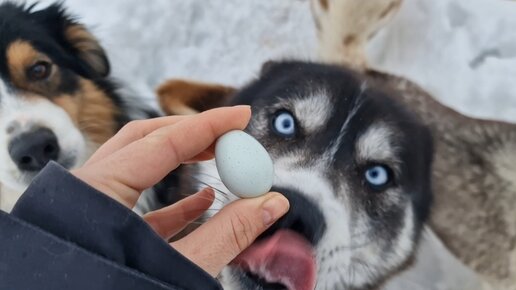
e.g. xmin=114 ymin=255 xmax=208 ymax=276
xmin=273 ymin=111 xmax=296 ymax=137
xmin=364 ymin=165 xmax=391 ymax=189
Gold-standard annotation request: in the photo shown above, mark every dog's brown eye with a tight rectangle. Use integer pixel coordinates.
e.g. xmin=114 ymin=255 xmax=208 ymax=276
xmin=27 ymin=61 xmax=52 ymax=81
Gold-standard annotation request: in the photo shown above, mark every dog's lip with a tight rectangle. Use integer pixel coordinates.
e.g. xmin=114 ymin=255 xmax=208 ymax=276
xmin=231 ymin=229 xmax=317 ymax=290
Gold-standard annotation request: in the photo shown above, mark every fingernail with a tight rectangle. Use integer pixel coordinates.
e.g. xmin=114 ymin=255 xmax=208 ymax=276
xmin=234 ymin=105 xmax=251 ymax=109
xmin=198 ymin=187 xmax=215 ymax=200
xmin=261 ymin=193 xmax=290 ymax=226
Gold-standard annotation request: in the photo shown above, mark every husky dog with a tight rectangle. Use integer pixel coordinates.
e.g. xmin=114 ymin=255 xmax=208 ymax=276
xmin=156 ymin=60 xmax=434 ymax=290
xmin=311 ymin=0 xmax=516 ymax=288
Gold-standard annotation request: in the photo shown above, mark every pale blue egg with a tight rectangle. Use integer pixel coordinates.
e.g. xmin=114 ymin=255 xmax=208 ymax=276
xmin=215 ymin=130 xmax=274 ymax=198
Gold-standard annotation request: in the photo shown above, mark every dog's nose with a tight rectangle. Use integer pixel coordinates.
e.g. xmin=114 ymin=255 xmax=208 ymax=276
xmin=263 ymin=187 xmax=327 ymax=245
xmin=8 ymin=128 xmax=60 ymax=171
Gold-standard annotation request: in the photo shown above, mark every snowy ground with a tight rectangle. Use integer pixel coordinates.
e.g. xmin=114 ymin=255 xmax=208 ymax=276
xmin=31 ymin=0 xmax=516 ymax=122
xmin=369 ymin=0 xmax=516 ymax=121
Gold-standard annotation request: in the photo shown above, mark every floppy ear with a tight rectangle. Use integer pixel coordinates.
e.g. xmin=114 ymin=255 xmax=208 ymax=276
xmin=156 ymin=79 xmax=236 ymax=115
xmin=260 ymin=60 xmax=278 ymax=75
xmin=63 ymin=24 xmax=110 ymax=77
xmin=31 ymin=3 xmax=110 ymax=77
xmin=260 ymin=60 xmax=289 ymax=76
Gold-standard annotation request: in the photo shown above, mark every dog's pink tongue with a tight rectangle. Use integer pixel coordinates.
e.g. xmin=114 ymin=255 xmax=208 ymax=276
xmin=232 ymin=230 xmax=317 ymax=290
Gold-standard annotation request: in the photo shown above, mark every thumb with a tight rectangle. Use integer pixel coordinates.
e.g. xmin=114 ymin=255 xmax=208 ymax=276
xmin=171 ymin=192 xmax=290 ymax=277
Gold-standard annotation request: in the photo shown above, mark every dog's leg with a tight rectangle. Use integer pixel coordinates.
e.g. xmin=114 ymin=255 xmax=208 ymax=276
xmin=311 ymin=0 xmax=402 ymax=70
xmin=157 ymin=79 xmax=236 ymax=115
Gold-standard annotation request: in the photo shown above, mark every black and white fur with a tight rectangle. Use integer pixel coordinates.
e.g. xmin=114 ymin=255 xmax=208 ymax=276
xmin=178 ymin=61 xmax=434 ymax=290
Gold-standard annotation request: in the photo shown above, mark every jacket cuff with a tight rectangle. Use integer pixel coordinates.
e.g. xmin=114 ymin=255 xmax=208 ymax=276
xmin=12 ymin=161 xmax=221 ymax=290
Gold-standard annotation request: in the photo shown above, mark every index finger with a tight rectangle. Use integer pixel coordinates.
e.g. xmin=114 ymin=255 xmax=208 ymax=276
xmin=85 ymin=115 xmax=190 ymax=166
xmin=88 ymin=106 xmax=251 ymax=203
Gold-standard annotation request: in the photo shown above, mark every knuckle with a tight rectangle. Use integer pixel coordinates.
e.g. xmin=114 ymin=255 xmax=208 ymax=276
xmin=163 ymin=135 xmax=182 ymax=161
xmin=145 ymin=133 xmax=182 ymax=162
xmin=228 ymin=212 xmax=257 ymax=252
xmin=120 ymin=120 xmax=143 ymax=134
xmin=198 ymin=111 xmax=218 ymax=137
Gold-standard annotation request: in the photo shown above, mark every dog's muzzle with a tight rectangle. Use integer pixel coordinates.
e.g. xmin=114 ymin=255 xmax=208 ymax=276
xmin=8 ymin=127 xmax=60 ymax=172
xmin=230 ymin=187 xmax=327 ymax=290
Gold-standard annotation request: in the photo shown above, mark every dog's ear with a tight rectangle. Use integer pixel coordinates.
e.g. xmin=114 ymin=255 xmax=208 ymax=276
xmin=157 ymin=79 xmax=236 ymax=115
xmin=31 ymin=4 xmax=110 ymax=78
xmin=63 ymin=24 xmax=110 ymax=77
xmin=260 ymin=60 xmax=282 ymax=76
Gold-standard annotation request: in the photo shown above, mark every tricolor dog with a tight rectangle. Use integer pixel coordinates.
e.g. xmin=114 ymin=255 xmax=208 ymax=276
xmin=0 ymin=2 xmax=155 ymax=211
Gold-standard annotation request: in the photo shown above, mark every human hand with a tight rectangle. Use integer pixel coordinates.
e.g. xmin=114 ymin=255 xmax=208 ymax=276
xmin=71 ymin=106 xmax=290 ymax=277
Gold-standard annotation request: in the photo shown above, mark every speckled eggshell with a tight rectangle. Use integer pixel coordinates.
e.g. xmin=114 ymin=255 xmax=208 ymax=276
xmin=215 ymin=130 xmax=274 ymax=198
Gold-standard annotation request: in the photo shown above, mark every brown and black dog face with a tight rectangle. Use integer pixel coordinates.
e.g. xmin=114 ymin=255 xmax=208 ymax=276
xmin=0 ymin=3 xmax=133 ymax=193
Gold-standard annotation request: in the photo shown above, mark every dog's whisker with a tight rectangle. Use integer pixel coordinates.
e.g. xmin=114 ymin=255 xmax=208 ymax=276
xmin=184 ymin=172 xmax=222 ymax=186
xmin=192 ymin=171 xmax=224 ymax=181
xmin=156 ymin=185 xmax=228 ymax=203
xmin=197 ymin=183 xmax=231 ymax=202
xmin=176 ymin=192 xmax=228 ymax=204
xmin=156 ymin=182 xmax=229 ymax=204
xmin=183 ymin=173 xmax=234 ymax=202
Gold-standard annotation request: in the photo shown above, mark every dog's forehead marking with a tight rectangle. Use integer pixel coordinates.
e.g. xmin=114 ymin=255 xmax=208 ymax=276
xmin=293 ymin=91 xmax=332 ymax=134
xmin=326 ymin=80 xmax=367 ymax=161
xmin=356 ymin=122 xmax=399 ymax=163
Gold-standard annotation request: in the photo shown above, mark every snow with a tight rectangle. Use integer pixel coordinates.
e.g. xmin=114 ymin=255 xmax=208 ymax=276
xmin=369 ymin=0 xmax=516 ymax=121
xmin=31 ymin=0 xmax=516 ymax=122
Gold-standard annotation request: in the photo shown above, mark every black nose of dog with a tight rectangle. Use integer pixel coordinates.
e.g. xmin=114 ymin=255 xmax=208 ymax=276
xmin=8 ymin=128 xmax=60 ymax=171
xmin=263 ymin=187 xmax=327 ymax=245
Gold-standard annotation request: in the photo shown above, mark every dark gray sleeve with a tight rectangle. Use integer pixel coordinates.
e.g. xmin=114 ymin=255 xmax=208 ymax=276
xmin=1 ymin=161 xmax=221 ymax=290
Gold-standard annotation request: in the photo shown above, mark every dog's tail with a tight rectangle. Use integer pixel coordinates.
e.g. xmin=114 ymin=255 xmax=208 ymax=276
xmin=311 ymin=0 xmax=402 ymax=70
